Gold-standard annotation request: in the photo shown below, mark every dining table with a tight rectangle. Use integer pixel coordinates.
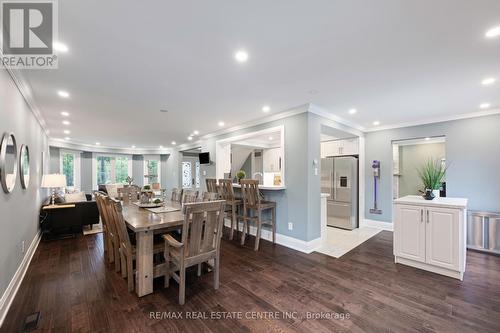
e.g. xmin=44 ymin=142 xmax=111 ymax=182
xmin=122 ymin=200 xmax=184 ymax=297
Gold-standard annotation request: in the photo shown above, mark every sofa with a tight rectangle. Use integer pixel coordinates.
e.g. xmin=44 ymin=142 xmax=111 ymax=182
xmin=40 ymin=193 xmax=100 ymax=237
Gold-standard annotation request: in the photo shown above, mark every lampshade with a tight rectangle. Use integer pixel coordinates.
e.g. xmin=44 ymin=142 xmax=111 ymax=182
xmin=41 ymin=174 xmax=67 ymax=188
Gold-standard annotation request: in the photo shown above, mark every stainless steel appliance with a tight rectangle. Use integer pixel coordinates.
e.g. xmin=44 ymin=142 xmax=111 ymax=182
xmin=467 ymin=211 xmax=500 ymax=255
xmin=321 ymin=156 xmax=358 ymax=230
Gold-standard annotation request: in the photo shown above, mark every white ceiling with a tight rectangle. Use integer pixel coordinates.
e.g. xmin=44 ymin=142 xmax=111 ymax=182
xmin=18 ymin=0 xmax=500 ymax=149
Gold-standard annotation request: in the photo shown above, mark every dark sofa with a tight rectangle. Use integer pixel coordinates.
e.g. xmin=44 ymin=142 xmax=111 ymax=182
xmin=40 ymin=194 xmax=100 ymax=237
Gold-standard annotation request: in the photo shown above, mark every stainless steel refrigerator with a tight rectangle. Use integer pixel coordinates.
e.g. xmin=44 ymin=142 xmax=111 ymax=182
xmin=321 ymin=156 xmax=359 ymax=230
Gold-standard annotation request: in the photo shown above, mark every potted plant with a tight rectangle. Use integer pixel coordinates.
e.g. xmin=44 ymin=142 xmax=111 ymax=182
xmin=417 ymin=158 xmax=447 ymax=200
xmin=126 ymin=176 xmax=134 ymax=186
xmin=236 ymin=170 xmax=246 ymax=184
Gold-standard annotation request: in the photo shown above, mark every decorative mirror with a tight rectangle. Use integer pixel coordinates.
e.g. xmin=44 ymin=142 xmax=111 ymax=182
xmin=0 ymin=133 xmax=18 ymax=193
xmin=20 ymin=144 xmax=30 ymax=189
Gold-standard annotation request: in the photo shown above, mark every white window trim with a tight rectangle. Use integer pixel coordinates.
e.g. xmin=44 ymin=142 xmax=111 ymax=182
xmin=92 ymin=153 xmax=133 ymax=190
xmin=59 ymin=149 xmax=81 ymax=191
xmin=143 ymin=155 xmax=161 ymax=186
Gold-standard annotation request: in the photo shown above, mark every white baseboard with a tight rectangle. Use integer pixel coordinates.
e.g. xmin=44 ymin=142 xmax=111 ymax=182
xmin=0 ymin=231 xmax=41 ymax=327
xmin=361 ymin=218 xmax=394 ymax=231
xmin=224 ymin=219 xmax=321 ymax=254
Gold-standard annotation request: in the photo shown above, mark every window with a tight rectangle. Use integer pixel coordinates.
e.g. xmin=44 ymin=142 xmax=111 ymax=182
xmin=144 ymin=157 xmax=160 ymax=185
xmin=60 ymin=150 xmax=80 ymax=190
xmin=93 ymin=154 xmax=132 ymax=188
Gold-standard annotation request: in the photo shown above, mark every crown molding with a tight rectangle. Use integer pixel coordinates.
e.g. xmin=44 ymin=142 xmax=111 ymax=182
xmin=365 ymin=108 xmax=500 ymax=132
xmin=307 ymin=104 xmax=366 ymax=136
xmin=49 ymin=139 xmax=173 ymax=155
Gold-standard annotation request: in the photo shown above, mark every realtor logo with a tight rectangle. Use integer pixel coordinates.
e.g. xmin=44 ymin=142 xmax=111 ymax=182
xmin=1 ymin=0 xmax=58 ymax=68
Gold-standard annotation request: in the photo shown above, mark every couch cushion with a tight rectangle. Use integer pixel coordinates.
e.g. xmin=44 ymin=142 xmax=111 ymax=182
xmin=65 ymin=191 xmax=87 ymax=203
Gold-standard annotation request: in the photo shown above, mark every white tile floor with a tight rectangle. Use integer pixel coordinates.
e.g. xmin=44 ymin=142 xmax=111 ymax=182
xmin=315 ymin=226 xmax=382 ymax=258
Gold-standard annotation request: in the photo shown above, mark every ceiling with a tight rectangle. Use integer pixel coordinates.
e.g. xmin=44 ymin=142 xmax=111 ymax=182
xmin=18 ymin=0 xmax=500 ymax=149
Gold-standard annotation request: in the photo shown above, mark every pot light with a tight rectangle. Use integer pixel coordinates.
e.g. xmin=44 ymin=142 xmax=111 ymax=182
xmin=171 ymin=141 xmax=176 ymax=145
xmin=187 ymin=136 xmax=193 ymax=141
xmin=262 ymin=105 xmax=271 ymax=113
xmin=373 ymin=121 xmax=380 ymax=126
xmin=60 ymin=111 xmax=70 ymax=116
xmin=480 ymin=103 xmax=491 ymax=109
xmin=218 ymin=121 xmax=225 ymax=127
xmin=348 ymin=108 xmax=357 ymax=115
xmin=63 ymin=130 xmax=70 ymax=134
xmin=234 ymin=50 xmax=249 ymax=63
xmin=62 ymin=120 xmax=70 ymax=125
xmin=425 ymin=137 xmax=430 ymax=141
xmin=193 ymin=130 xmax=199 ymax=135
xmin=485 ymin=26 xmax=500 ymax=39
xmin=53 ymin=41 xmax=68 ymax=53
xmin=58 ymin=90 xmax=69 ymax=98
xmin=131 ymin=145 xmax=136 ymax=149
xmin=95 ymin=142 xmax=101 ymax=146
xmin=268 ymin=136 xmax=274 ymax=140
xmin=481 ymin=77 xmax=496 ymax=85
xmin=64 ymin=137 xmax=70 ymax=141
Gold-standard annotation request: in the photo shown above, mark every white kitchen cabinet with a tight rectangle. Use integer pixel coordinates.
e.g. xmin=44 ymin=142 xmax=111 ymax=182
xmin=263 ymin=147 xmax=282 ymax=172
xmin=393 ymin=195 xmax=467 ymax=280
xmin=321 ymin=138 xmax=359 ymax=158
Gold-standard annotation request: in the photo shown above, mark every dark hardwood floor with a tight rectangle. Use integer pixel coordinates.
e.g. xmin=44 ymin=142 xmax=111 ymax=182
xmin=2 ymin=230 xmax=500 ymax=333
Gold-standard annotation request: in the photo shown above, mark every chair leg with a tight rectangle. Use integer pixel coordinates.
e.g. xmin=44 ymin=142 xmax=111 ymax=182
xmin=255 ymin=211 xmax=262 ymax=251
xmin=197 ymin=263 xmax=202 ymax=277
xmin=120 ymin=248 xmax=127 ymax=278
xmin=240 ymin=220 xmax=247 ymax=246
xmin=214 ymin=255 xmax=220 ymax=290
xmin=164 ymin=245 xmax=170 ymax=288
xmin=179 ymin=267 xmax=186 ymax=305
xmin=230 ymin=204 xmax=236 ymax=240
xmin=114 ymin=242 xmax=121 ymax=273
xmin=127 ymin=257 xmax=134 ymax=292
xmin=272 ymin=207 xmax=276 ymax=244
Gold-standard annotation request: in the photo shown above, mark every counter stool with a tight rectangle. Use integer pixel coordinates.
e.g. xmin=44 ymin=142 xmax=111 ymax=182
xmin=218 ymin=179 xmax=242 ymax=240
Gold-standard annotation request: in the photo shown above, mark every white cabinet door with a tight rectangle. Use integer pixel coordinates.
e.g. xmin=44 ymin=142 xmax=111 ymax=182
xmin=395 ymin=204 xmax=426 ymax=263
xmin=321 ymin=141 xmax=339 ymax=157
xmin=426 ymin=207 xmax=459 ymax=270
xmin=342 ymin=138 xmax=359 ymax=155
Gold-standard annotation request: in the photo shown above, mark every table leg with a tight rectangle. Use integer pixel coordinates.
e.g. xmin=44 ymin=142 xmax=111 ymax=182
xmin=136 ymin=230 xmax=153 ymax=297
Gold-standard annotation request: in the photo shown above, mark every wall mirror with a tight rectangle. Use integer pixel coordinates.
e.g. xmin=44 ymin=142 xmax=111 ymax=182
xmin=20 ymin=144 xmax=30 ymax=189
xmin=0 ymin=133 xmax=18 ymax=193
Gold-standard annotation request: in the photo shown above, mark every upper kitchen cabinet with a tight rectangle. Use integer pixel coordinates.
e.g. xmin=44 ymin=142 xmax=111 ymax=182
xmin=321 ymin=138 xmax=359 ymax=158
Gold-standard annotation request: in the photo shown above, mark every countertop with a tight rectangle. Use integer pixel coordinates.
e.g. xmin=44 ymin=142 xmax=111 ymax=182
xmin=394 ymin=195 xmax=468 ymax=209
xmin=232 ymin=183 xmax=286 ymax=190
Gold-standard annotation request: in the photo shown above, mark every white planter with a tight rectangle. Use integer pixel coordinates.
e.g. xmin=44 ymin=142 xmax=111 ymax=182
xmin=432 ymin=189 xmax=440 ymax=198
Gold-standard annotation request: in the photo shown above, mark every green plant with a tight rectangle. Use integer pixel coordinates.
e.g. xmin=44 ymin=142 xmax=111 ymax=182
xmin=153 ymin=198 xmax=162 ymax=204
xmin=143 ymin=184 xmax=151 ymax=190
xmin=236 ymin=170 xmax=246 ymax=180
xmin=417 ymin=158 xmax=447 ymax=190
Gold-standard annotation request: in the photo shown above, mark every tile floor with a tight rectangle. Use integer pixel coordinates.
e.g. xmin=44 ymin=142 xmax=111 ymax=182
xmin=315 ymin=226 xmax=382 ymax=258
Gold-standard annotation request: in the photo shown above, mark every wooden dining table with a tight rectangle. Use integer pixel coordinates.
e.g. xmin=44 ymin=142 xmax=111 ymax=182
xmin=122 ymin=200 xmax=184 ymax=297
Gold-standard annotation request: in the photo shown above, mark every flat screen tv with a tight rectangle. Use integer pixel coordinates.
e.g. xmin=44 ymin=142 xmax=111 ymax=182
xmin=199 ymin=152 xmax=210 ymax=164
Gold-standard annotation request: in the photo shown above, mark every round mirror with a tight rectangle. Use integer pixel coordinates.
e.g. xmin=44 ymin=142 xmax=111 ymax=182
xmin=0 ymin=133 xmax=18 ymax=193
xmin=20 ymin=144 xmax=30 ymax=189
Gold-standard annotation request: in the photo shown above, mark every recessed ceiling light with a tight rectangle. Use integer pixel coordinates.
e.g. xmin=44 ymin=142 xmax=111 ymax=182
xmin=64 ymin=137 xmax=70 ymax=141
xmin=60 ymin=111 xmax=69 ymax=116
xmin=63 ymin=130 xmax=70 ymax=134
xmin=193 ymin=130 xmax=199 ymax=135
xmin=62 ymin=120 xmax=70 ymax=125
xmin=480 ymin=103 xmax=491 ymax=109
xmin=218 ymin=121 xmax=225 ymax=127
xmin=171 ymin=141 xmax=176 ymax=145
xmin=268 ymin=136 xmax=274 ymax=140
xmin=425 ymin=137 xmax=430 ymax=141
xmin=131 ymin=145 xmax=136 ymax=148
xmin=159 ymin=145 xmax=163 ymax=149
xmin=348 ymin=108 xmax=357 ymax=115
xmin=481 ymin=77 xmax=496 ymax=85
xmin=187 ymin=136 xmax=193 ymax=141
xmin=485 ymin=26 xmax=500 ymax=38
xmin=373 ymin=121 xmax=380 ymax=126
xmin=262 ymin=105 xmax=271 ymax=113
xmin=58 ymin=90 xmax=69 ymax=98
xmin=234 ymin=50 xmax=249 ymax=63
xmin=53 ymin=41 xmax=68 ymax=53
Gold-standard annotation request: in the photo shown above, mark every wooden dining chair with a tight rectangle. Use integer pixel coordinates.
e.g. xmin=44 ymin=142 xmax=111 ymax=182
xmin=108 ymin=198 xmax=166 ymax=292
xmin=218 ymin=179 xmax=242 ymax=240
xmin=205 ymin=178 xmax=218 ymax=193
xmin=181 ymin=189 xmax=198 ymax=203
xmin=99 ymin=195 xmax=122 ymax=272
xmin=171 ymin=188 xmax=180 ymax=202
xmin=201 ymin=191 xmax=219 ymax=201
xmin=95 ymin=192 xmax=113 ymax=263
xmin=239 ymin=179 xmax=276 ymax=251
xmin=163 ymin=200 xmax=225 ymax=305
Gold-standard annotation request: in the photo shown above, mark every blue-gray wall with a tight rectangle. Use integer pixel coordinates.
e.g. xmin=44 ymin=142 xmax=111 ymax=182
xmin=365 ymin=114 xmax=500 ymax=222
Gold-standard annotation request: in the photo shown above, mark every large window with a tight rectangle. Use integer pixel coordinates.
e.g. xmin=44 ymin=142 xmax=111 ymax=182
xmin=144 ymin=157 xmax=160 ymax=185
xmin=93 ymin=154 xmax=132 ymax=188
xmin=60 ymin=150 xmax=80 ymax=190
xmin=181 ymin=159 xmax=200 ymax=189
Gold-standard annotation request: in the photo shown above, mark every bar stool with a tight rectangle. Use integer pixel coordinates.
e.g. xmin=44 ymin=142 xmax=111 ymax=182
xmin=218 ymin=179 xmax=242 ymax=240
xmin=239 ymin=179 xmax=276 ymax=251
xmin=206 ymin=178 xmax=218 ymax=194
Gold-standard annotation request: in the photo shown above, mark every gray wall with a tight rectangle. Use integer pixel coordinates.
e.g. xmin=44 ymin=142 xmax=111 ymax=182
xmin=49 ymin=146 xmax=60 ymax=173
xmin=0 ymin=69 xmax=49 ymax=302
xmin=132 ymin=155 xmax=144 ymax=187
xmin=365 ymin=114 xmax=500 ymax=222
xmin=80 ymin=152 xmax=93 ymax=193
xmin=398 ymin=142 xmax=445 ymax=197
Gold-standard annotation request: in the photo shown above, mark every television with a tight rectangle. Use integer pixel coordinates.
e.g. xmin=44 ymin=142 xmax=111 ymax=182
xmin=199 ymin=152 xmax=210 ymax=164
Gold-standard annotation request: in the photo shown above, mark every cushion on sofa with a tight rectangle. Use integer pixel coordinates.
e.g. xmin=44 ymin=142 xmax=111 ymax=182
xmin=65 ymin=191 xmax=87 ymax=203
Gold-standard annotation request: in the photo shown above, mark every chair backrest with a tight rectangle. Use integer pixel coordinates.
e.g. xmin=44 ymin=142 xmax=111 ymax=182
xmin=108 ymin=198 xmax=133 ymax=253
xmin=181 ymin=201 xmax=225 ymax=259
xmin=171 ymin=188 xmax=180 ymax=202
xmin=201 ymin=191 xmax=219 ymax=201
xmin=205 ymin=178 xmax=218 ymax=193
xmin=99 ymin=195 xmax=119 ymax=240
xmin=218 ymin=179 xmax=235 ymax=201
xmin=240 ymin=179 xmax=260 ymax=209
xmin=95 ymin=192 xmax=109 ymax=230
xmin=182 ymin=189 xmax=198 ymax=203
xmin=117 ymin=187 xmax=130 ymax=204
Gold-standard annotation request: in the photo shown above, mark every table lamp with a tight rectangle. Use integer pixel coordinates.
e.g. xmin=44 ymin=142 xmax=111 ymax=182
xmin=41 ymin=174 xmax=67 ymax=206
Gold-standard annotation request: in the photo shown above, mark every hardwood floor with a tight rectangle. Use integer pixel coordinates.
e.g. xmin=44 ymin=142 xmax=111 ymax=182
xmin=2 ymin=230 xmax=500 ymax=333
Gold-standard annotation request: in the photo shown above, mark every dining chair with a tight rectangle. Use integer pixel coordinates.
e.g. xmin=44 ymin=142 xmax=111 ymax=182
xmin=95 ymin=191 xmax=113 ymax=264
xmin=201 ymin=191 xmax=219 ymax=201
xmin=108 ymin=198 xmax=166 ymax=292
xmin=171 ymin=188 xmax=180 ymax=202
xmin=98 ymin=195 xmax=122 ymax=272
xmin=205 ymin=178 xmax=218 ymax=193
xmin=181 ymin=189 xmax=198 ymax=203
xmin=239 ymin=179 xmax=276 ymax=251
xmin=118 ymin=187 xmax=131 ymax=204
xmin=218 ymin=179 xmax=242 ymax=240
xmin=163 ymin=200 xmax=225 ymax=305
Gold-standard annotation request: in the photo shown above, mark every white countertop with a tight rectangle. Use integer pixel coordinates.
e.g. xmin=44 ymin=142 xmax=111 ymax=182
xmin=394 ymin=195 xmax=468 ymax=209
xmin=232 ymin=183 xmax=286 ymax=190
